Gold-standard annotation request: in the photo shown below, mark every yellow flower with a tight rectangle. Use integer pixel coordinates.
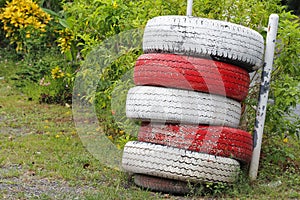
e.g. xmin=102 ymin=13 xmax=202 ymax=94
xmin=108 ymin=135 xmax=113 ymax=141
xmin=65 ymin=111 xmax=71 ymax=115
xmin=0 ymin=0 xmax=51 ymax=51
xmin=112 ymin=1 xmax=118 ymax=9
xmin=57 ymin=28 xmax=74 ymax=53
xmin=71 ymin=130 xmax=77 ymax=135
xmin=51 ymin=66 xmax=65 ymax=79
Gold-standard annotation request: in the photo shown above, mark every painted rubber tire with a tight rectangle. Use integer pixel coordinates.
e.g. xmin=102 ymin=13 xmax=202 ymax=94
xmin=126 ymin=86 xmax=241 ymax=128
xmin=143 ymin=16 xmax=264 ymax=72
xmin=122 ymin=141 xmax=240 ymax=183
xmin=134 ymin=174 xmax=191 ymax=194
xmin=134 ymin=53 xmax=250 ymax=101
xmin=138 ymin=122 xmax=253 ymax=163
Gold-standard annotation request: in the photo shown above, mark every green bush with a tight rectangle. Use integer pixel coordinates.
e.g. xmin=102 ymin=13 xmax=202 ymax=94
xmin=0 ymin=0 xmax=52 ymax=53
xmin=39 ymin=0 xmax=64 ymax=12
xmin=74 ymin=28 xmax=143 ymax=139
xmin=62 ymin=0 xmax=186 ymax=56
xmin=38 ymin=63 xmax=77 ymax=105
xmin=10 ymin=47 xmax=78 ymax=104
xmin=0 ymin=0 xmax=9 ymax=47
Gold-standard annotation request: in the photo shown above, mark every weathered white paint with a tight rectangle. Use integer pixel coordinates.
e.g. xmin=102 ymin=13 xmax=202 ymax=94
xmin=126 ymin=86 xmax=241 ymax=127
xmin=249 ymin=14 xmax=279 ymax=181
xmin=187 ymin=0 xmax=193 ymax=16
xmin=122 ymin=141 xmax=240 ymax=183
xmin=143 ymin=16 xmax=265 ymax=71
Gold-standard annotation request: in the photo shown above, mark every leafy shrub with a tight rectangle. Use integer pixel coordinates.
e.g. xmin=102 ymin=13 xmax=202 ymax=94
xmin=56 ymin=28 xmax=74 ymax=54
xmin=10 ymin=46 xmax=78 ymax=105
xmin=282 ymin=0 xmax=300 ymax=15
xmin=0 ymin=0 xmax=78 ymax=104
xmin=0 ymin=0 xmax=52 ymax=53
xmin=0 ymin=0 xmax=9 ymax=47
xmin=74 ymin=28 xmax=143 ymax=139
xmin=38 ymin=63 xmax=77 ymax=105
xmin=39 ymin=0 xmax=64 ymax=12
xmin=62 ymin=0 xmax=186 ymax=56
xmin=259 ymin=134 xmax=300 ymax=181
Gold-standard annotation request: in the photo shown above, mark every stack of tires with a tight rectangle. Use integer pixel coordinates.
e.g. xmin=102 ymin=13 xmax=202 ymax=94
xmin=121 ymin=16 xmax=264 ymax=194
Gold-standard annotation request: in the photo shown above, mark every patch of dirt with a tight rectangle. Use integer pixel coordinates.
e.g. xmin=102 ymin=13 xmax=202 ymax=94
xmin=0 ymin=165 xmax=98 ymax=199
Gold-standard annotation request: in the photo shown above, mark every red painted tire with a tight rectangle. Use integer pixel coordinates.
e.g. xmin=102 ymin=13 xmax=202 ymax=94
xmin=134 ymin=54 xmax=250 ymax=101
xmin=134 ymin=174 xmax=192 ymax=194
xmin=138 ymin=122 xmax=253 ymax=163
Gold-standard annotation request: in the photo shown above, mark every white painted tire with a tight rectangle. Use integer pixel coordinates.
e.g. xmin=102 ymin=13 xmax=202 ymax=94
xmin=126 ymin=86 xmax=241 ymax=128
xmin=122 ymin=141 xmax=240 ymax=183
xmin=143 ymin=16 xmax=264 ymax=72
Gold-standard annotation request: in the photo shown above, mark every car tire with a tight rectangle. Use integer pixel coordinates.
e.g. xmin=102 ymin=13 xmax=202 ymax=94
xmin=126 ymin=86 xmax=241 ymax=128
xmin=122 ymin=141 xmax=240 ymax=183
xmin=134 ymin=174 xmax=192 ymax=194
xmin=134 ymin=53 xmax=250 ymax=101
xmin=138 ymin=122 xmax=253 ymax=163
xmin=143 ymin=16 xmax=264 ymax=72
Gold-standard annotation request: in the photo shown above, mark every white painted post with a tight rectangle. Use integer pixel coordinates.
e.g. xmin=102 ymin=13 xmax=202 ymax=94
xmin=249 ymin=14 xmax=279 ymax=181
xmin=187 ymin=0 xmax=193 ymax=16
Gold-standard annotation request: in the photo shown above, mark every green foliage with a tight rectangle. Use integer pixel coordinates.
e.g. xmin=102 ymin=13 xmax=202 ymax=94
xmin=38 ymin=63 xmax=77 ymax=104
xmin=0 ymin=0 xmax=52 ymax=53
xmin=0 ymin=0 xmax=8 ymax=47
xmin=0 ymin=0 xmax=7 ymax=7
xmin=9 ymin=47 xmax=78 ymax=104
xmin=282 ymin=0 xmax=300 ymax=15
xmin=14 ymin=48 xmax=62 ymax=82
xmin=74 ymin=28 xmax=143 ymax=139
xmin=39 ymin=0 xmax=64 ymax=12
xmin=0 ymin=0 xmax=78 ymax=104
xmin=259 ymin=135 xmax=300 ymax=181
xmin=62 ymin=0 xmax=186 ymax=55
xmin=264 ymin=11 xmax=300 ymax=138
xmin=274 ymin=11 xmax=300 ymax=76
xmin=190 ymin=181 xmax=232 ymax=197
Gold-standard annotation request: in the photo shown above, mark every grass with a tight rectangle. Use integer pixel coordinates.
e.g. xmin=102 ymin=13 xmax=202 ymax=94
xmin=0 ymin=50 xmax=163 ymax=199
xmin=0 ymin=49 xmax=300 ymax=199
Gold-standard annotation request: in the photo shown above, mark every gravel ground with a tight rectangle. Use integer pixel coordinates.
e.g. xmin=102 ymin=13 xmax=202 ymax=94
xmin=0 ymin=166 xmax=203 ymax=200
xmin=0 ymin=166 xmax=197 ymax=200
xmin=0 ymin=177 xmax=93 ymax=199
xmin=0 ymin=164 xmax=99 ymax=200
xmin=0 ymin=168 xmax=98 ymax=199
